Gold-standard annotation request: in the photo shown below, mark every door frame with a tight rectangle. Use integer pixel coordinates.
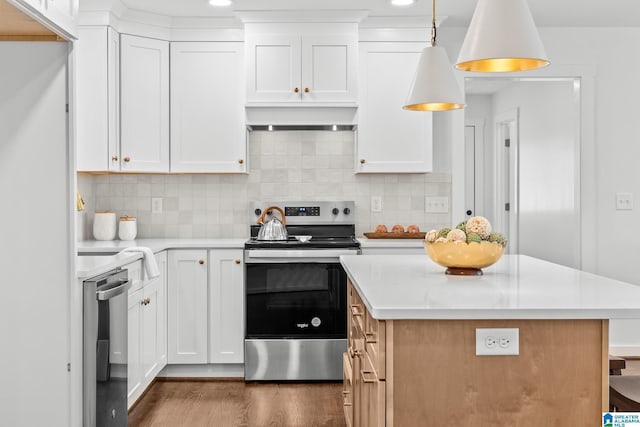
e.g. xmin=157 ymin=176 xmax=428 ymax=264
xmin=494 ymin=109 xmax=519 ymax=254
xmin=456 ymin=65 xmax=596 ymax=271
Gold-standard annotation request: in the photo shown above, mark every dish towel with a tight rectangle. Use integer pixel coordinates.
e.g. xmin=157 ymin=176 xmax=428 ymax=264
xmin=120 ymin=247 xmax=160 ymax=279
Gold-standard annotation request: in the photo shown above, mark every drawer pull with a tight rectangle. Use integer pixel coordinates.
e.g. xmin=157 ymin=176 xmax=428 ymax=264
xmin=123 ymin=156 xmax=131 ymax=163
xmin=351 ymin=305 xmax=363 ymax=317
xmin=365 ymin=332 xmax=377 ymax=343
xmin=199 ymin=259 xmax=205 ymax=265
xmin=361 ymin=370 xmax=376 ymax=383
xmin=234 ymin=259 xmax=241 ymax=264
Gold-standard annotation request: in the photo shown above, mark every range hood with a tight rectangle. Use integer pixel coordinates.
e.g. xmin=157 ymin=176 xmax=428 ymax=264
xmin=245 ymin=105 xmax=358 ymax=132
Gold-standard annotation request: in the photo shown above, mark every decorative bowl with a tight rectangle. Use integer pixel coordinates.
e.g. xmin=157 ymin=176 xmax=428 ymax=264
xmin=424 ymin=240 xmax=505 ymax=276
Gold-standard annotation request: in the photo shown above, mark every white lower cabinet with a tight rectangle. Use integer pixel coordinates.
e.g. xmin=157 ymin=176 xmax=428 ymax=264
xmin=167 ymin=248 xmax=246 ymax=368
xmin=208 ymin=249 xmax=244 ymax=364
xmin=127 ymin=252 xmax=168 ymax=408
xmin=167 ymin=250 xmax=208 ymax=364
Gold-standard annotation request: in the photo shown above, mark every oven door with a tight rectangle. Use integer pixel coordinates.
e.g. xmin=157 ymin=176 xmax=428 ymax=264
xmin=245 ymin=254 xmax=351 ymax=338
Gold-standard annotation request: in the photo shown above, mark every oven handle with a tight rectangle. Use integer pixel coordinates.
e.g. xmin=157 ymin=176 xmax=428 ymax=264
xmin=246 ymin=249 xmax=360 ymax=259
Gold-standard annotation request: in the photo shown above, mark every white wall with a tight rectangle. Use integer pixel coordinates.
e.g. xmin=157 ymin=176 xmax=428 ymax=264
xmin=439 ymin=26 xmax=640 ymax=354
xmin=0 ymin=42 xmax=73 ymax=426
xmin=493 ymin=80 xmax=579 ymax=268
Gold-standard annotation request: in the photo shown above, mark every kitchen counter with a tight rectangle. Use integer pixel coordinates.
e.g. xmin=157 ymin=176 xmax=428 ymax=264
xmin=341 ymin=254 xmax=631 ymax=425
xmin=356 ymin=236 xmax=424 ymax=248
xmin=340 ymin=254 xmax=640 ymax=320
xmin=77 ymin=238 xmax=246 ymax=279
xmin=76 ymin=252 xmax=142 ymax=280
xmin=77 ymin=238 xmax=247 ymax=254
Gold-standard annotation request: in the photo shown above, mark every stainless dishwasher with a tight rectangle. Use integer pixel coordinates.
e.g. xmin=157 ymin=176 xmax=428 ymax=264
xmin=83 ymin=268 xmax=130 ymax=427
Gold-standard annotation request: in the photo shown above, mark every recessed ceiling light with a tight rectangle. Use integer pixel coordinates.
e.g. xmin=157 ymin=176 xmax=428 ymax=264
xmin=209 ymin=0 xmax=232 ymax=6
xmin=391 ymin=0 xmax=415 ymax=6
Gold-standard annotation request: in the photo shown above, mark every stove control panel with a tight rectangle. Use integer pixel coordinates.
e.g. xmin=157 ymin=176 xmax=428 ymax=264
xmin=285 ymin=206 xmax=320 ymax=216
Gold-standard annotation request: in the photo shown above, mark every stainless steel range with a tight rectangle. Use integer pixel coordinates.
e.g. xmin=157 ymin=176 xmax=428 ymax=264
xmin=244 ymin=201 xmax=360 ymax=381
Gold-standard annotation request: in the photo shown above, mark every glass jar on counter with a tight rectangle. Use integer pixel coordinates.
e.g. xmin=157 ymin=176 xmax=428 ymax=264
xmin=118 ymin=215 xmax=137 ymax=241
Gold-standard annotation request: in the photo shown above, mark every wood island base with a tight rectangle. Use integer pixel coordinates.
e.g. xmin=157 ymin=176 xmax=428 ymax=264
xmin=344 ymin=279 xmax=609 ymax=427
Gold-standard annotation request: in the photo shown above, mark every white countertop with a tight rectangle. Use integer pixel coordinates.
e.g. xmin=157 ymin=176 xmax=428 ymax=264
xmin=76 ymin=238 xmax=246 ymax=279
xmin=77 ymin=238 xmax=247 ymax=254
xmin=356 ymin=237 xmax=424 ymax=248
xmin=340 ymin=254 xmax=640 ymax=320
xmin=76 ymin=252 xmax=143 ymax=280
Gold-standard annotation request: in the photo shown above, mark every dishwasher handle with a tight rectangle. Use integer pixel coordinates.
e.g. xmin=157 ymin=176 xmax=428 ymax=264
xmin=96 ymin=280 xmax=131 ymax=301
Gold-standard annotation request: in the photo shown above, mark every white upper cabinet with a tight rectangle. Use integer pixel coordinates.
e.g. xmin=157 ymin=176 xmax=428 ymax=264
xmin=356 ymin=42 xmax=433 ymax=173
xmin=120 ymin=34 xmax=170 ymax=173
xmin=9 ymin=0 xmax=78 ymax=40
xmin=170 ymin=42 xmax=246 ymax=173
xmin=245 ymin=24 xmax=357 ymax=104
xmin=76 ymin=26 xmax=120 ymax=172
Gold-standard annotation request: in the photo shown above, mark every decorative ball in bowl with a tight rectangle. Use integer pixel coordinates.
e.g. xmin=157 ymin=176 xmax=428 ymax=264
xmin=424 ymin=216 xmax=507 ymax=276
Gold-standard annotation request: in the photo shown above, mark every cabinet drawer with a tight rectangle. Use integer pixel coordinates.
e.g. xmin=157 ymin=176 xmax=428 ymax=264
xmin=360 ymin=353 xmax=385 ymax=427
xmin=343 ymin=352 xmax=353 ymax=427
xmin=364 ymin=309 xmax=386 ymax=380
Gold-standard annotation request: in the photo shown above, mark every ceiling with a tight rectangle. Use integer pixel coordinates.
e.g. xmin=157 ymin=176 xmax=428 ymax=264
xmin=119 ymin=0 xmax=640 ymax=27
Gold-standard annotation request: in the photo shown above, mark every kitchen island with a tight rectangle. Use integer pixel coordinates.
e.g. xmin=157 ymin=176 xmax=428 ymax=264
xmin=339 ymin=254 xmax=640 ymax=427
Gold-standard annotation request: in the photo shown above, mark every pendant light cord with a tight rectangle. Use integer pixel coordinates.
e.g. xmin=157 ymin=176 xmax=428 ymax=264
xmin=431 ymin=0 xmax=437 ymax=47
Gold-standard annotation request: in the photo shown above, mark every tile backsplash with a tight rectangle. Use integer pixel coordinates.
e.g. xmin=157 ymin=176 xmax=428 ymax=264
xmin=77 ymin=131 xmax=451 ymax=239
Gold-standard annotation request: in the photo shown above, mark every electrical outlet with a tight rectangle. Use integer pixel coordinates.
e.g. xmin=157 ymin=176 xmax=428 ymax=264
xmin=425 ymin=196 xmax=449 ymax=213
xmin=371 ymin=196 xmax=382 ymax=213
xmin=151 ymin=197 xmax=163 ymax=214
xmin=476 ymin=328 xmax=519 ymax=356
xmin=616 ymin=192 xmax=633 ymax=210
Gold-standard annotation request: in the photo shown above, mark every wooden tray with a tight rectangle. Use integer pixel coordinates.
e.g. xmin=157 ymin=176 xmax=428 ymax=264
xmin=363 ymin=232 xmax=426 ymax=239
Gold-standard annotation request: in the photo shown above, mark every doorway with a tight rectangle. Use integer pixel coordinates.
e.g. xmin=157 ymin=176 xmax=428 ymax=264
xmin=464 ymin=78 xmax=581 ymax=268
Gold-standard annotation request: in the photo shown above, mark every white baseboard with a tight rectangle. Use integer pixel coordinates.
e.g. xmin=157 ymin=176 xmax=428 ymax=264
xmin=158 ymin=364 xmax=245 ymax=378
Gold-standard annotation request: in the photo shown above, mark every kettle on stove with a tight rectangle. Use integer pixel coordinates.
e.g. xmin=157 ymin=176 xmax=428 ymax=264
xmin=256 ymin=206 xmax=288 ymax=241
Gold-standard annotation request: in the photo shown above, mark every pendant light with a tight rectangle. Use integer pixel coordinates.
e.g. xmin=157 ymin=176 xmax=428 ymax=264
xmin=456 ymin=0 xmax=549 ymax=73
xmin=403 ymin=0 xmax=464 ymax=111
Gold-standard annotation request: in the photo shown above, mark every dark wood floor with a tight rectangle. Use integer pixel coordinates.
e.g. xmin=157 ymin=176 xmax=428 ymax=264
xmin=129 ymin=380 xmax=347 ymax=427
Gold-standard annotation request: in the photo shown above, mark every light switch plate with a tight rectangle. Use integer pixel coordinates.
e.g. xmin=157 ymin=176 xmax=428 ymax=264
xmin=151 ymin=197 xmax=163 ymax=214
xmin=371 ymin=196 xmax=382 ymax=213
xmin=425 ymin=196 xmax=449 ymax=213
xmin=616 ymin=192 xmax=633 ymax=210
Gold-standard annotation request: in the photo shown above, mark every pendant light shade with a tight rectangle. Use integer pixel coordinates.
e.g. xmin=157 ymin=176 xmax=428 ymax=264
xmin=456 ymin=0 xmax=549 ymax=73
xmin=403 ymin=46 xmax=465 ymax=111
xmin=403 ymin=0 xmax=464 ymax=111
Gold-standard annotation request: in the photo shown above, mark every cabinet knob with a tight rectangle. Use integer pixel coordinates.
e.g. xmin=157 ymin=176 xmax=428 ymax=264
xmin=360 ymin=159 xmax=366 ymax=164
xmin=304 ymin=87 xmax=310 ymax=93
xmin=294 ymin=87 xmax=300 ymax=93
xmin=238 ymin=159 xmax=244 ymax=165
xmin=123 ymin=156 xmax=131 ymax=163
xmin=199 ymin=259 xmax=205 ymax=265
xmin=234 ymin=259 xmax=241 ymax=264
xmin=111 ymin=156 xmax=119 ymax=162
